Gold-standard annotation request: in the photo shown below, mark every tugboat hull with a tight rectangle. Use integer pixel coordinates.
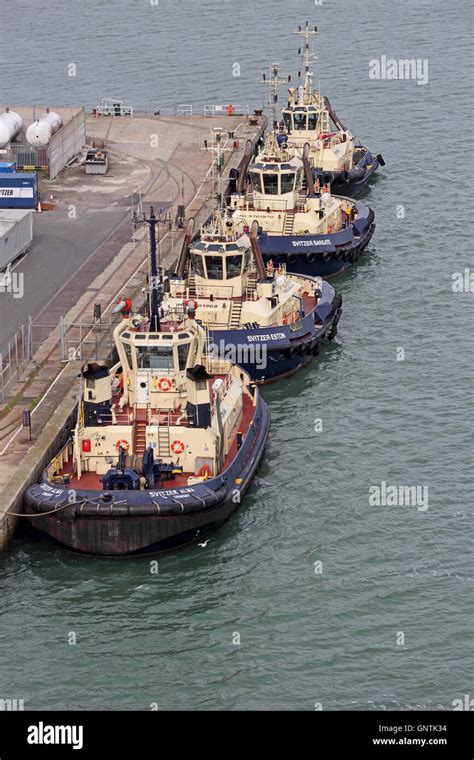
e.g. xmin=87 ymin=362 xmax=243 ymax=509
xmin=258 ymin=202 xmax=375 ymax=278
xmin=24 ymin=397 xmax=270 ymax=556
xmin=314 ymin=149 xmax=382 ymax=198
xmin=209 ymin=288 xmax=342 ymax=384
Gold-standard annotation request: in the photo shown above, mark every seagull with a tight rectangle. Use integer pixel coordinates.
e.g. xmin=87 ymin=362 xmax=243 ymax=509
xmin=198 ymin=540 xmax=210 ymax=548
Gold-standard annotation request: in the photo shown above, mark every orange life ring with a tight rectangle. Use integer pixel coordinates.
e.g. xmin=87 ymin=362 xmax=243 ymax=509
xmin=171 ymin=439 xmax=185 ymax=455
xmin=282 ymin=314 xmax=288 ymax=325
xmin=227 ymin=104 xmax=235 ymax=115
xmin=184 ymin=298 xmax=198 ymax=308
xmin=198 ymin=463 xmax=212 ymax=479
xmin=156 ymin=376 xmax=172 ymax=392
xmin=116 ymin=439 xmax=129 ymax=450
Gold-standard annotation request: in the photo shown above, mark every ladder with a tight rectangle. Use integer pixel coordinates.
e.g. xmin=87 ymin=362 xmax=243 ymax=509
xmin=157 ymin=419 xmax=171 ymax=458
xmin=229 ymin=301 xmax=243 ymax=328
xmin=284 ymin=212 xmax=295 ymax=235
xmin=246 ymin=272 xmax=258 ymax=300
xmin=297 ymin=192 xmax=306 ymax=209
xmin=134 ymin=419 xmax=147 ymax=456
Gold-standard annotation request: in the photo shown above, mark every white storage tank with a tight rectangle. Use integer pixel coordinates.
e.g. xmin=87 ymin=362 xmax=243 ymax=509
xmin=0 ymin=110 xmax=23 ymax=147
xmin=26 ymin=111 xmax=62 ymax=147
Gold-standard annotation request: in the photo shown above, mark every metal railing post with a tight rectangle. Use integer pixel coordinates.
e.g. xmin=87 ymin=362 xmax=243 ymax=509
xmin=0 ymin=353 xmax=4 ymax=404
xmin=60 ymin=316 xmax=66 ymax=360
xmin=27 ymin=316 xmax=33 ymax=360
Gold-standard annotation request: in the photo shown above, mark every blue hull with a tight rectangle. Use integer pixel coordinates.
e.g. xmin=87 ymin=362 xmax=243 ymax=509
xmin=209 ymin=282 xmax=342 ymax=383
xmin=314 ymin=149 xmax=381 ymax=198
xmin=258 ymin=199 xmax=375 ymax=278
xmin=24 ymin=396 xmax=271 ymax=556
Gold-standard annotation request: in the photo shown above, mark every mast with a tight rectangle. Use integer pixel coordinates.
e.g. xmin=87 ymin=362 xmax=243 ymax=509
xmin=261 ymin=63 xmax=288 ymax=129
xmin=295 ymin=22 xmax=319 ymax=101
xmin=133 ymin=206 xmax=162 ymax=332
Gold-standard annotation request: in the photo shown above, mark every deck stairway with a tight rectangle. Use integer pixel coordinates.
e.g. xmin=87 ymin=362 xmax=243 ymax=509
xmin=229 ymin=300 xmax=243 ymax=328
xmin=296 ymin=192 xmax=307 ymax=210
xmin=245 ymin=273 xmax=258 ymax=301
xmin=283 ymin=212 xmax=295 ymax=235
xmin=157 ymin=422 xmax=171 ymax=458
xmin=134 ymin=418 xmax=147 ymax=456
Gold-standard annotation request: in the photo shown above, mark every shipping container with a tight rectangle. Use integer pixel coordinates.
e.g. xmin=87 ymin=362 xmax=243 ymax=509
xmin=0 ymin=161 xmax=16 ymax=173
xmin=0 ymin=172 xmax=38 ymax=209
xmin=0 ymin=209 xmax=33 ymax=270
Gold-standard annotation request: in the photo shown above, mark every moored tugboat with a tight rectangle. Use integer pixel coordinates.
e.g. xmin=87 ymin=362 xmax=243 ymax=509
xmin=24 ymin=208 xmax=270 ymax=557
xmin=163 ymin=213 xmax=342 ymax=383
xmin=228 ymin=132 xmax=375 ymax=278
xmin=279 ymin=22 xmax=385 ymax=196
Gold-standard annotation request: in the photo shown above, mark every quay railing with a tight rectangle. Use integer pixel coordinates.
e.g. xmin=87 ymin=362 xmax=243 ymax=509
xmin=90 ymin=100 xmax=259 ymax=119
xmin=0 ymin=315 xmax=119 ymax=404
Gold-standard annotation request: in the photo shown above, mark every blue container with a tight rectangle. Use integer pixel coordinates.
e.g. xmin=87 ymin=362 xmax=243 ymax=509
xmin=0 ymin=161 xmax=16 ymax=173
xmin=0 ymin=172 xmax=38 ymax=209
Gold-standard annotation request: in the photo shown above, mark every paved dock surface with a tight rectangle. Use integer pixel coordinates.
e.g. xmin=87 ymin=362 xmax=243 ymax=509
xmin=1 ymin=113 xmax=249 ymax=352
xmin=0 ymin=110 xmax=266 ymax=550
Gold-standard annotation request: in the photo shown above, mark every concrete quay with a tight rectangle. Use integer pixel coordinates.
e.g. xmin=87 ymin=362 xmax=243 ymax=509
xmin=0 ymin=109 xmax=266 ymax=551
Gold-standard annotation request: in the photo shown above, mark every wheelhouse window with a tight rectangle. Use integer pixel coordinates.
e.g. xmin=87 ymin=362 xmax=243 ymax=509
xmin=262 ymin=173 xmax=279 ymax=195
xmin=282 ymin=112 xmax=292 ymax=131
xmin=226 ymin=254 xmax=243 ymax=278
xmin=136 ymin=345 xmax=173 ymax=371
xmin=177 ymin=342 xmax=190 ymax=371
xmin=249 ymin=171 xmax=262 ymax=193
xmin=308 ymin=112 xmax=318 ymax=130
xmin=205 ymin=255 xmax=223 ymax=279
xmin=190 ymin=251 xmax=205 ymax=277
xmin=280 ymin=173 xmax=296 ymax=193
xmin=293 ymin=110 xmax=307 ymax=130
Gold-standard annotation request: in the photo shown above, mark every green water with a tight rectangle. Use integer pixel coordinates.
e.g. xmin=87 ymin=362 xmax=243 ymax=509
xmin=0 ymin=0 xmax=472 ymax=710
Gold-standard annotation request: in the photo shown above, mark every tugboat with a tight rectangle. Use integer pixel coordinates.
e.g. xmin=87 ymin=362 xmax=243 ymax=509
xmin=24 ymin=208 xmax=270 ymax=557
xmin=278 ymin=23 xmax=385 ymax=196
xmin=228 ymin=132 xmax=375 ymax=278
xmin=163 ymin=213 xmax=342 ymax=384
